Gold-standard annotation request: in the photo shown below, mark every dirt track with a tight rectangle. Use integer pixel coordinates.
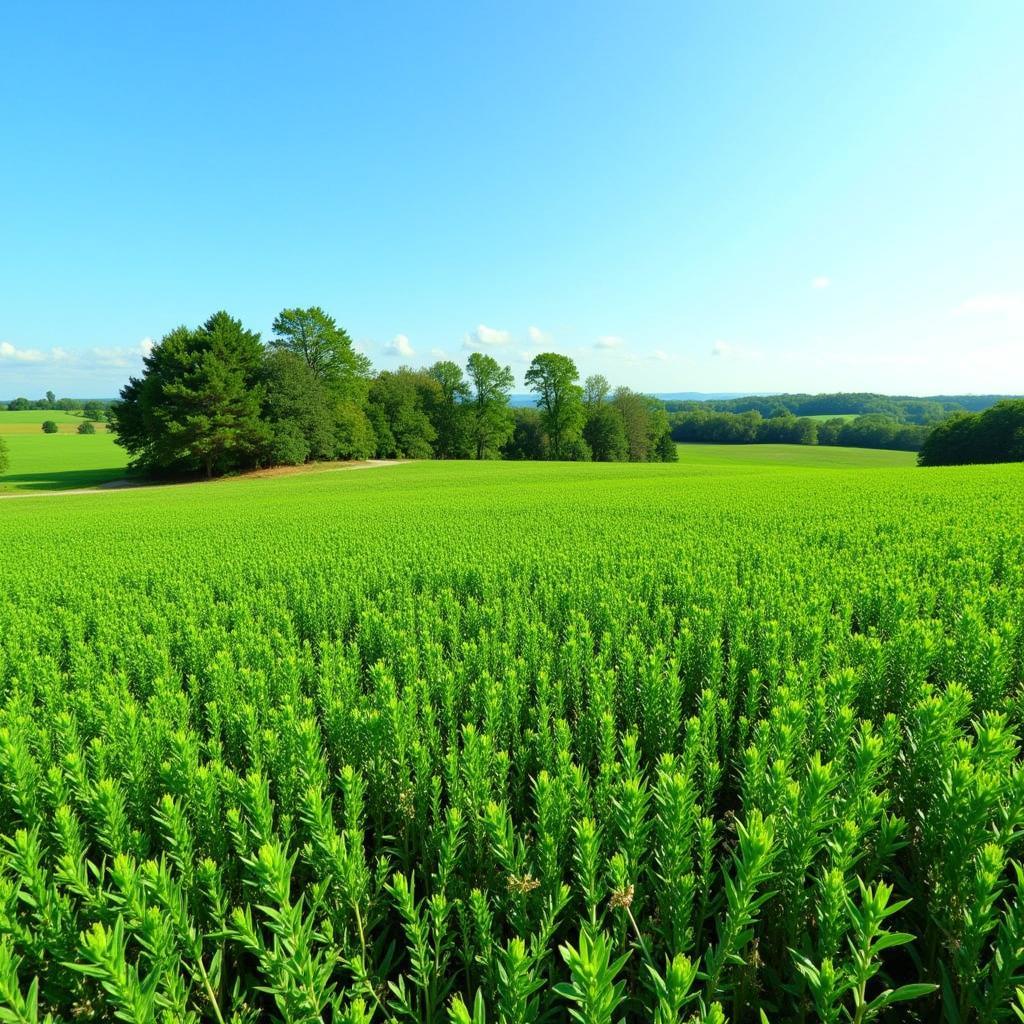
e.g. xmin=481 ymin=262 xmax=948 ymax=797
xmin=0 ymin=460 xmax=405 ymax=500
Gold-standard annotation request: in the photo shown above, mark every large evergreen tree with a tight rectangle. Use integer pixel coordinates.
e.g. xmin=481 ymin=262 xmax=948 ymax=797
xmin=111 ymin=312 xmax=268 ymax=477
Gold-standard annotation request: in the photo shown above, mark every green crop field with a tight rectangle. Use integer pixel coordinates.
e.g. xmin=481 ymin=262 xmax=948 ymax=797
xmin=0 ymin=411 xmax=110 ymax=435
xmin=0 ymin=432 xmax=129 ymax=492
xmin=803 ymin=414 xmax=859 ymax=423
xmin=674 ymin=443 xmax=913 ymax=469
xmin=0 ymin=456 xmax=1022 ymax=1023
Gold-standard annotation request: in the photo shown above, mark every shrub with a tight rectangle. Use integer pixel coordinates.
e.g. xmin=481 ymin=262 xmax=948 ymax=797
xmin=41 ymin=420 xmax=59 ymax=434
xmin=77 ymin=420 xmax=96 ymax=435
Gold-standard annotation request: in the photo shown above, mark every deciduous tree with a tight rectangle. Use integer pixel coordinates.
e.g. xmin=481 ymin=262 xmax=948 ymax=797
xmin=426 ymin=361 xmax=471 ymax=458
xmin=270 ymin=307 xmax=371 ymax=400
xmin=524 ymin=352 xmax=585 ymax=460
xmin=466 ymin=353 xmax=515 ymax=459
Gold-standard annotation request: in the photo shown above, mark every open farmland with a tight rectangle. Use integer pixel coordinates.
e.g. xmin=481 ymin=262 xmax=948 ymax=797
xmin=0 ymin=456 xmax=1022 ymax=1022
xmin=0 ymin=411 xmax=110 ymax=434
xmin=0 ymin=433 xmax=128 ymax=492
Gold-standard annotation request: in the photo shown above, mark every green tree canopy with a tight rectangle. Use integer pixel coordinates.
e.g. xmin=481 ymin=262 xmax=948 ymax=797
xmin=583 ymin=402 xmax=629 ymax=461
xmin=502 ymin=407 xmax=548 ymax=460
xmin=111 ymin=311 xmax=268 ymax=478
xmin=366 ymin=368 xmax=438 ymax=459
xmin=524 ymin=352 xmax=585 ymax=460
xmin=270 ymin=307 xmax=371 ymax=400
xmin=583 ymin=374 xmax=610 ymax=407
xmin=261 ymin=349 xmax=337 ymax=464
xmin=466 ymin=353 xmax=515 ymax=460
xmin=919 ymin=400 xmax=1024 ymax=466
xmin=426 ymin=360 xmax=471 ymax=459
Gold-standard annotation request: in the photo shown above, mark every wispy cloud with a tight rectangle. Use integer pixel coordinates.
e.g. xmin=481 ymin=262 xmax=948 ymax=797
xmin=711 ymin=339 xmax=762 ymax=360
xmin=811 ymin=276 xmax=831 ymax=289
xmin=595 ymin=334 xmax=624 ymax=349
xmin=527 ymin=325 xmax=549 ymax=346
xmin=953 ymin=292 xmax=1023 ymax=316
xmin=385 ymin=333 xmax=415 ymax=357
xmin=463 ymin=324 xmax=512 ymax=350
xmin=0 ymin=341 xmax=48 ymax=363
xmin=1 ymin=338 xmax=154 ymax=367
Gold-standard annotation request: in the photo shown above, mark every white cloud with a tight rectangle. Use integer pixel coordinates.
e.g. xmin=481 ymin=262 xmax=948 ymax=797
xmin=527 ymin=325 xmax=550 ymax=346
xmin=811 ymin=276 xmax=831 ymax=289
xmin=0 ymin=341 xmax=48 ymax=363
xmin=651 ymin=349 xmax=670 ymax=362
xmin=91 ymin=347 xmax=135 ymax=368
xmin=463 ymin=324 xmax=512 ymax=350
xmin=430 ymin=347 xmax=448 ymax=359
xmin=385 ymin=333 xmax=415 ymax=358
xmin=1 ymin=338 xmax=157 ymax=369
xmin=711 ymin=339 xmax=762 ymax=361
xmin=595 ymin=335 xmax=624 ymax=349
xmin=953 ymin=292 xmax=1023 ymax=316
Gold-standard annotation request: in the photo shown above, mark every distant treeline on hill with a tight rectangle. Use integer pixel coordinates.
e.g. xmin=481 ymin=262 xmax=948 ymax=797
xmin=670 ymin=409 xmax=929 ymax=451
xmin=108 ymin=308 xmax=677 ymax=478
xmin=1 ymin=395 xmax=114 ymax=417
xmin=664 ymin=391 xmax=1017 ymax=424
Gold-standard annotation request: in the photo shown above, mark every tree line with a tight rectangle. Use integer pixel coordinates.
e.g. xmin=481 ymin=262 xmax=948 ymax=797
xmin=670 ymin=409 xmax=930 ymax=450
xmin=1 ymin=393 xmax=112 ymax=418
xmin=917 ymin=399 xmax=1024 ymax=466
xmin=109 ymin=309 xmax=678 ymax=478
xmin=663 ymin=391 xmax=1017 ymax=424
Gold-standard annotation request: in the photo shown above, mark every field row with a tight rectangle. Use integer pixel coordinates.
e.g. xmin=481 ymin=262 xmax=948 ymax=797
xmin=0 ymin=459 xmax=1021 ymax=1022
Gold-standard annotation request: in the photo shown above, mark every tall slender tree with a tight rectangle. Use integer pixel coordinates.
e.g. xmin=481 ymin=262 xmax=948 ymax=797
xmin=466 ymin=353 xmax=515 ymax=459
xmin=427 ymin=360 xmax=471 ymax=458
xmin=524 ymin=352 xmax=585 ymax=460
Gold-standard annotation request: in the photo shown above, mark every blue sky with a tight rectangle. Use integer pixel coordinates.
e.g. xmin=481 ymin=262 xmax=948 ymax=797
xmin=1 ymin=1 xmax=1021 ymax=398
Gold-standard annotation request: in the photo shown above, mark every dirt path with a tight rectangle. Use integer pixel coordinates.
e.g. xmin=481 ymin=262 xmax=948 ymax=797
xmin=0 ymin=460 xmax=405 ymax=500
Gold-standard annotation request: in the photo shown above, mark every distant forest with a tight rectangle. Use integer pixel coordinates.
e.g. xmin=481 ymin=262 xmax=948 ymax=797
xmin=4 ymin=337 xmax=1021 ymax=470
xmin=662 ymin=392 xmax=1017 ymax=423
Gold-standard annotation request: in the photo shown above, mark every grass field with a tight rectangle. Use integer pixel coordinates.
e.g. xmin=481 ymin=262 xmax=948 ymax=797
xmin=0 ymin=432 xmax=129 ymax=491
xmin=1 ymin=454 xmax=1021 ymax=1021
xmin=0 ymin=410 xmax=110 ymax=435
xmin=0 ymin=439 xmax=912 ymax=494
xmin=674 ymin=442 xmax=912 ymax=468
xmin=803 ymin=413 xmax=859 ymax=422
